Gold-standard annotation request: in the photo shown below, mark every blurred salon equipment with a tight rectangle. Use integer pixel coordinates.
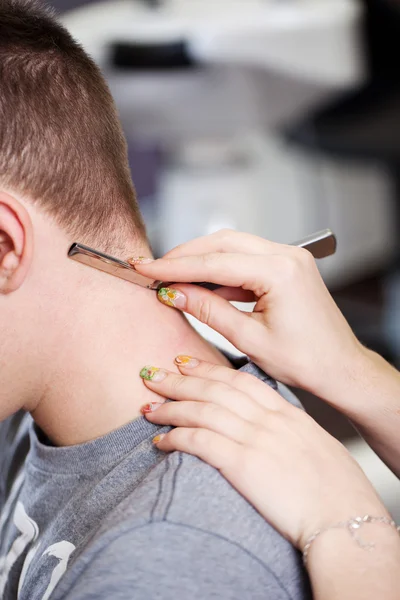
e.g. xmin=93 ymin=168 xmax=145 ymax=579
xmin=61 ymin=0 xmax=373 ymax=285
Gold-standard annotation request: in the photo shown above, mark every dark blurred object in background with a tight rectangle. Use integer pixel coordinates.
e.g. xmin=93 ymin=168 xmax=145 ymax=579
xmin=287 ymin=0 xmax=400 ymax=162
xmin=286 ymin=0 xmax=400 ymax=377
xmin=365 ymin=0 xmax=400 ymax=80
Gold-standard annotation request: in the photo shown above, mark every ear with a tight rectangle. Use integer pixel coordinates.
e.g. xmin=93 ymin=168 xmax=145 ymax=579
xmin=0 ymin=191 xmax=33 ymax=294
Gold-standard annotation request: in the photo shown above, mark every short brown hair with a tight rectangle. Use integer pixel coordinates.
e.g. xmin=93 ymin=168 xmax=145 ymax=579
xmin=0 ymin=0 xmax=147 ymax=250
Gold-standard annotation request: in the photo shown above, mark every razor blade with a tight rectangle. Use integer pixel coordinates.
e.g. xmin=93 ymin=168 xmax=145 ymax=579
xmin=68 ymin=229 xmax=337 ymax=291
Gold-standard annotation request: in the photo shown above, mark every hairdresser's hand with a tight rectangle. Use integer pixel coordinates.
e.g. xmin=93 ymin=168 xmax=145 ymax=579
xmin=140 ymin=359 xmax=400 ymax=600
xmin=131 ymin=230 xmax=363 ymax=399
xmin=139 ymin=358 xmax=388 ymax=550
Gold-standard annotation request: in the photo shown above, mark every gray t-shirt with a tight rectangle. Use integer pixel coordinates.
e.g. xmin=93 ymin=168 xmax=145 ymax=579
xmin=0 ymin=362 xmax=311 ymax=600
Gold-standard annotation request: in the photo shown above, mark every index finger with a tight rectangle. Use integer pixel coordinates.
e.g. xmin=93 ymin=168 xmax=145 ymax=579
xmin=132 ymin=253 xmax=277 ymax=291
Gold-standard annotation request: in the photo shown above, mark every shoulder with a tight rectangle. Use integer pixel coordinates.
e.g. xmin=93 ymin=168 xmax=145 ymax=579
xmin=89 ymin=450 xmax=278 ymax=548
xmin=148 ymin=451 xmax=301 ymax=572
xmin=55 ymin=452 xmax=309 ymax=600
xmin=55 ymin=519 xmax=297 ymax=600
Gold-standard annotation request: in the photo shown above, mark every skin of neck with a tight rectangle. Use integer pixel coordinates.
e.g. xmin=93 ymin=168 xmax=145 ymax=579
xmin=0 ymin=200 xmax=229 ymax=446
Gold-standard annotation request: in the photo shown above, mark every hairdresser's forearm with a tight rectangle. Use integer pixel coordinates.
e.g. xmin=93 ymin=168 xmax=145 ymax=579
xmin=307 ymin=524 xmax=400 ymax=600
xmin=318 ymin=347 xmax=400 ymax=477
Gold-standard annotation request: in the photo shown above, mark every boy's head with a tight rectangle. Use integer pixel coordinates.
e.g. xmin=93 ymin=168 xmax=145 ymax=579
xmin=0 ymin=0 xmax=152 ymax=419
xmin=0 ymin=0 xmax=146 ymax=250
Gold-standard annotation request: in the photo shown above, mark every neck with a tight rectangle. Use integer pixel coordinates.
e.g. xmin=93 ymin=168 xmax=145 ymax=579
xmin=30 ymin=280 xmax=229 ymax=446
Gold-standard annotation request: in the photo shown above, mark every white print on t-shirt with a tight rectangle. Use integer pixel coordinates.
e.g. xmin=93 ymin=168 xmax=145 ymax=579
xmin=0 ymin=495 xmax=76 ymax=600
xmin=0 ymin=502 xmax=39 ymax=596
xmin=40 ymin=542 xmax=76 ymax=600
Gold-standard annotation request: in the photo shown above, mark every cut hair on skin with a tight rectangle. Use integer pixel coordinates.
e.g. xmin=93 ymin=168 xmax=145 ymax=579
xmin=0 ymin=0 xmax=147 ymax=251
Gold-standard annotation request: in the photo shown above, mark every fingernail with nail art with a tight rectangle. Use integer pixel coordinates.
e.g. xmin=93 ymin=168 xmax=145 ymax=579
xmin=157 ymin=288 xmax=187 ymax=309
xmin=153 ymin=434 xmax=166 ymax=445
xmin=175 ymin=355 xmax=200 ymax=369
xmin=141 ymin=402 xmax=164 ymax=414
xmin=139 ymin=366 xmax=168 ymax=382
xmin=128 ymin=257 xmax=154 ymax=265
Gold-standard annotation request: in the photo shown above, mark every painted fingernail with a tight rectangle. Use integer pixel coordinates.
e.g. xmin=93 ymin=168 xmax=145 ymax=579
xmin=141 ymin=402 xmax=164 ymax=414
xmin=128 ymin=256 xmax=154 ymax=265
xmin=175 ymin=355 xmax=200 ymax=369
xmin=140 ymin=366 xmax=168 ymax=382
xmin=153 ymin=434 xmax=166 ymax=445
xmin=157 ymin=288 xmax=187 ymax=309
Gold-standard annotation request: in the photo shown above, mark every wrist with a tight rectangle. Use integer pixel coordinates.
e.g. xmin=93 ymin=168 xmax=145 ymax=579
xmin=305 ymin=516 xmax=400 ymax=571
xmin=305 ymin=520 xmax=400 ymax=600
xmin=310 ymin=342 xmax=376 ymax=412
xmin=302 ymin=510 xmax=399 ymax=568
xmin=298 ymin=495 xmax=391 ymax=551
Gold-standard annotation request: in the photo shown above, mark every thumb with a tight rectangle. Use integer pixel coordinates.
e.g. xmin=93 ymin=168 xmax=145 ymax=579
xmin=157 ymin=284 xmax=260 ymax=352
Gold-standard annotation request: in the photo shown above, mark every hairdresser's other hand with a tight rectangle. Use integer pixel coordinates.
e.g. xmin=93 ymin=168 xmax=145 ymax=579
xmin=139 ymin=358 xmax=388 ymax=550
xmin=130 ymin=230 xmax=363 ymax=399
xmin=142 ymin=360 xmax=400 ymax=600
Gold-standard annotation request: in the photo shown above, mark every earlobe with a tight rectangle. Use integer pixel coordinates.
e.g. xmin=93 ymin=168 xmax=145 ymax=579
xmin=0 ymin=192 xmax=33 ymax=294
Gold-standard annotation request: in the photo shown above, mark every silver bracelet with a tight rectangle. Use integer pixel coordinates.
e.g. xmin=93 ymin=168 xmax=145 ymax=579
xmin=302 ymin=515 xmax=400 ymax=566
